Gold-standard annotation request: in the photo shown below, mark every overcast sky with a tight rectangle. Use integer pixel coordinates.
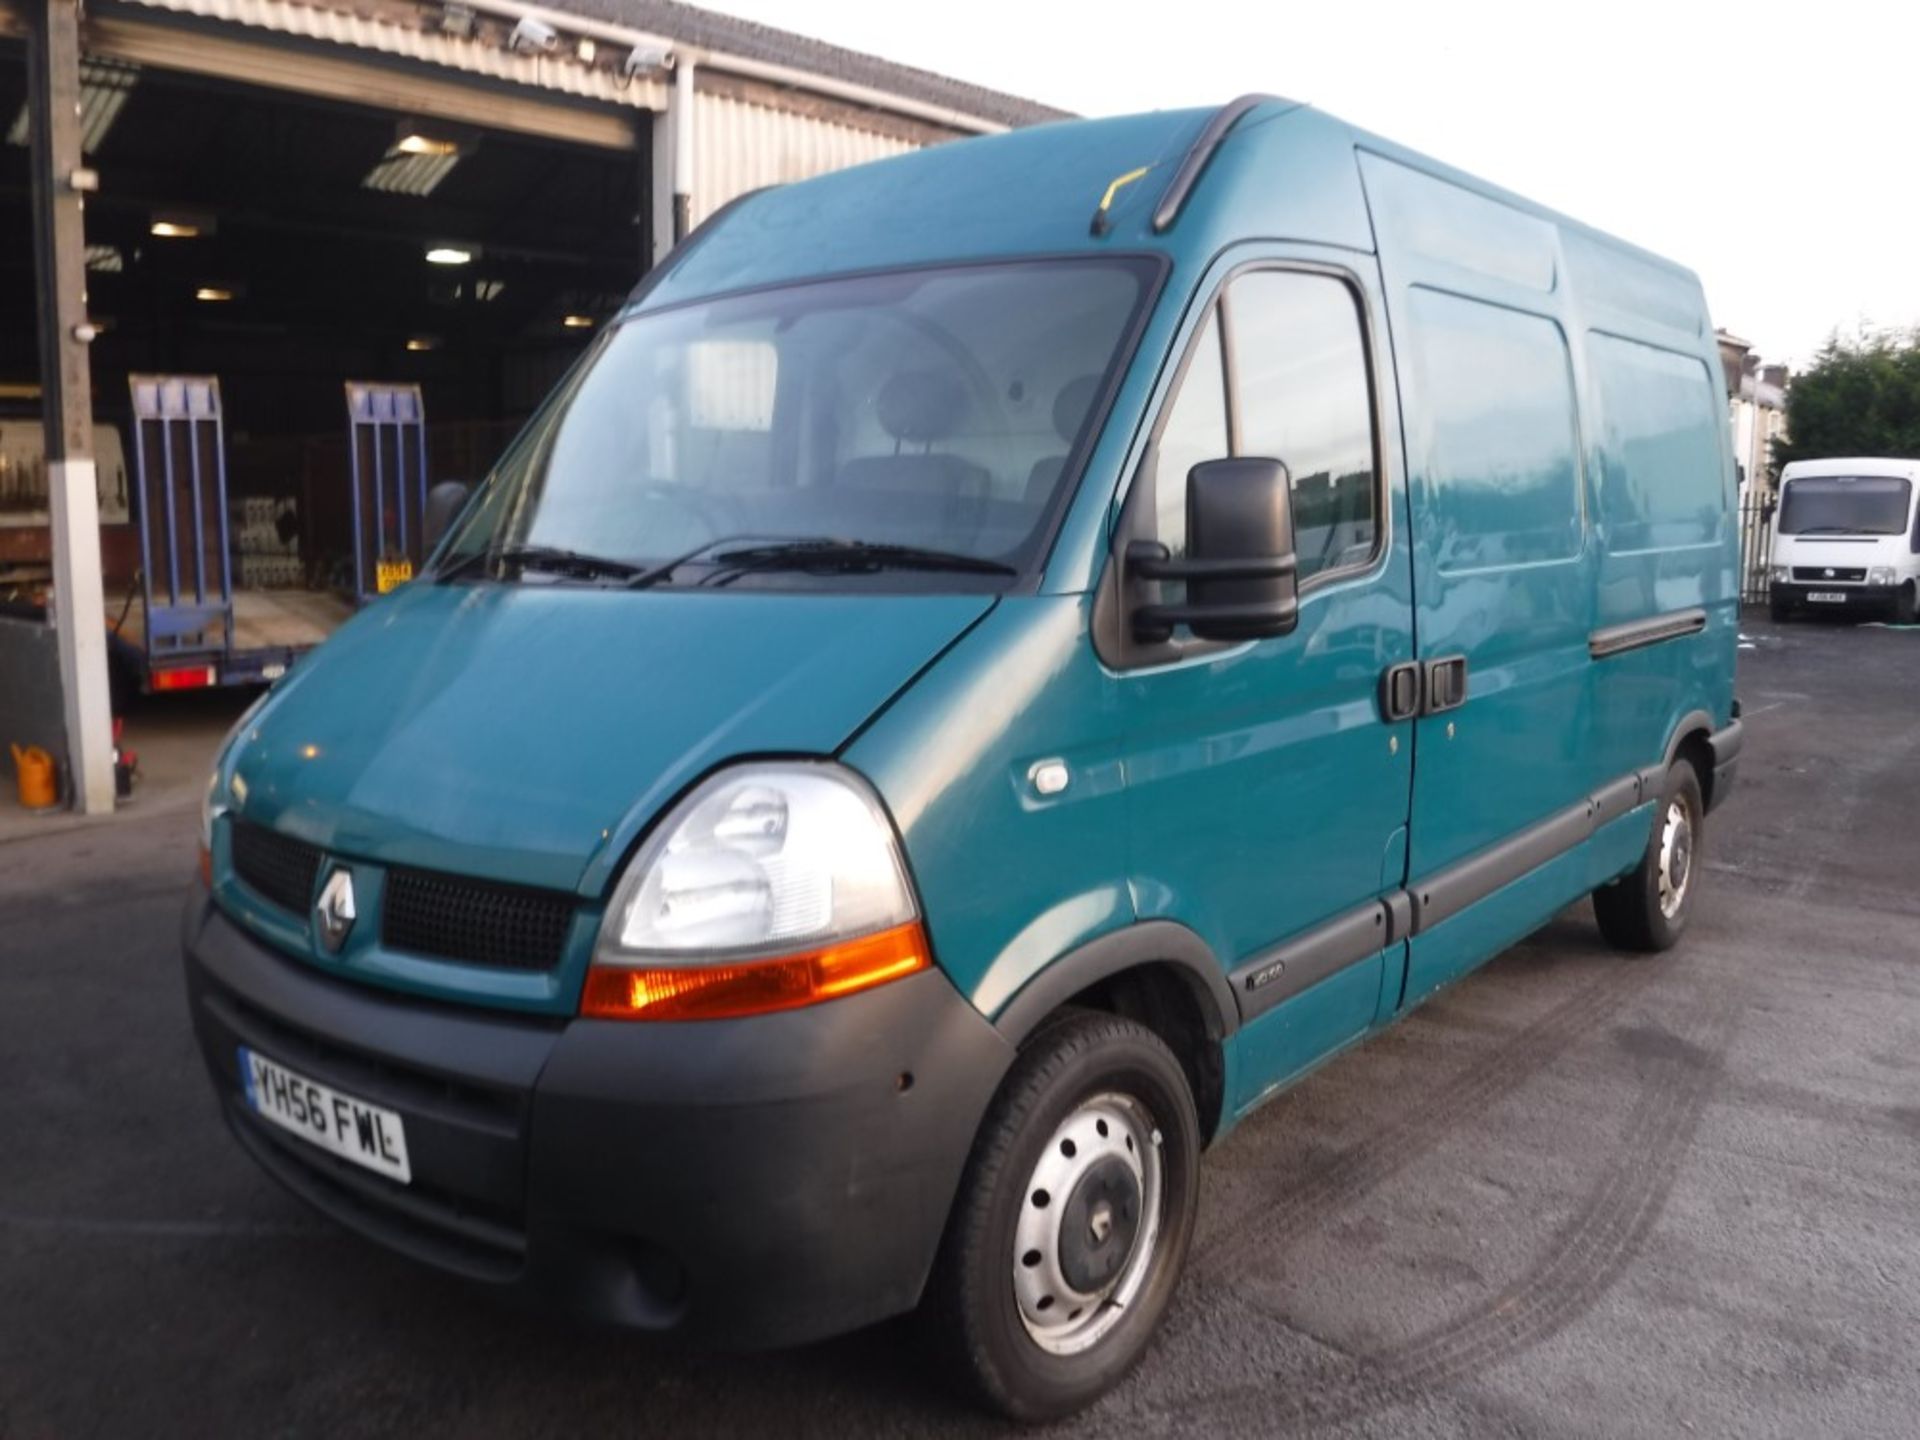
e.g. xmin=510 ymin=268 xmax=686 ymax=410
xmin=705 ymin=0 xmax=1915 ymax=369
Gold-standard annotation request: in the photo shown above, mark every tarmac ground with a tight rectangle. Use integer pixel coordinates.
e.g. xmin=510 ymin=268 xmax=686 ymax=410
xmin=2 ymin=613 xmax=1917 ymax=1437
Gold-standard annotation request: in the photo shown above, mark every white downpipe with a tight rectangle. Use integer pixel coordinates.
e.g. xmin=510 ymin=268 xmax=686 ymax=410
xmin=454 ymin=0 xmax=1009 ymax=135
xmin=671 ymin=57 xmax=694 ymax=242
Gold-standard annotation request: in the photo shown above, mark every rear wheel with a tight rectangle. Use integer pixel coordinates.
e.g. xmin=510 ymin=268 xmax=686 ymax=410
xmin=925 ymin=1011 xmax=1200 ymax=1422
xmin=1594 ymin=758 xmax=1704 ymax=952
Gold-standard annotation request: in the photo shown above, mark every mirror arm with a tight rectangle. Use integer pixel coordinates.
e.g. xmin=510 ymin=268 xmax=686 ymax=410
xmin=1132 ymin=596 xmax=1300 ymax=641
xmin=1125 ymin=540 xmax=1297 ymax=584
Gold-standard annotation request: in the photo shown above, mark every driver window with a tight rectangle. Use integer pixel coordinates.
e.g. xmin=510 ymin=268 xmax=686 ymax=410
xmin=1146 ymin=271 xmax=1379 ymax=581
xmin=1230 ymin=273 xmax=1378 ymax=581
xmin=1151 ymin=310 xmax=1228 ymax=559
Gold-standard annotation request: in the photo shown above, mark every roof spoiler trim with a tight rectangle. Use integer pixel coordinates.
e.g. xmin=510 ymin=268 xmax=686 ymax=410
xmin=1151 ymin=93 xmax=1284 ymax=234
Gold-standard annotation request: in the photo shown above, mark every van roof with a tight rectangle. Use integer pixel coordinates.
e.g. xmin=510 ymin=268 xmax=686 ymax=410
xmin=1781 ymin=458 xmax=1920 ymax=481
xmin=643 ymin=97 xmax=1707 ymax=330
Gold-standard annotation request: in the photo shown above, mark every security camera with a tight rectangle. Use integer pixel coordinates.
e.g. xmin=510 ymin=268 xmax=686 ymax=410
xmin=623 ymin=43 xmax=676 ymax=76
xmin=506 ymin=17 xmax=559 ymax=53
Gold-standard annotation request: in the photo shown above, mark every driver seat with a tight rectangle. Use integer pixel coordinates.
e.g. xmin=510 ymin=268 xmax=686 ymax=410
xmin=837 ymin=370 xmax=990 ymax=517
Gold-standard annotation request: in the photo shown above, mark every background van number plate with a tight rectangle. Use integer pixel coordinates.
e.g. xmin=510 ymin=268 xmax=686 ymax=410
xmin=1808 ymin=591 xmax=1846 ymax=603
xmin=239 ymin=1046 xmax=411 ymax=1183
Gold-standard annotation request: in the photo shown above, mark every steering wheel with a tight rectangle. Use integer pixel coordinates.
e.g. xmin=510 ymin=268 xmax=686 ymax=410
xmin=631 ymin=482 xmax=736 ymax=556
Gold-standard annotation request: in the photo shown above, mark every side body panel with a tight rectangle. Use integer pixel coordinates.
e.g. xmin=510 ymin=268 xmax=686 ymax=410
xmin=845 ymin=596 xmax=1138 ymax=1025
xmin=1360 ymin=146 xmax=1737 ymax=1011
xmin=1363 ymin=153 xmax=1601 ymax=1006
xmin=1571 ymin=230 xmax=1740 ymax=797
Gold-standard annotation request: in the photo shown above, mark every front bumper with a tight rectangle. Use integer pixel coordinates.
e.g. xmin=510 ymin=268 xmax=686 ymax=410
xmin=1770 ymin=581 xmax=1899 ymax=610
xmin=183 ymin=894 xmax=1014 ymax=1348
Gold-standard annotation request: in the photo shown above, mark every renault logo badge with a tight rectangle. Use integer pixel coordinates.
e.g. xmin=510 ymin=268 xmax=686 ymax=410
xmin=1824 ymin=567 xmax=1835 ymax=578
xmin=315 ymin=868 xmax=356 ymax=952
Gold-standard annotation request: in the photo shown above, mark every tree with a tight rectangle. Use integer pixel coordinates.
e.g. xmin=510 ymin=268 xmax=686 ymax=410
xmin=1772 ymin=326 xmax=1920 ymax=477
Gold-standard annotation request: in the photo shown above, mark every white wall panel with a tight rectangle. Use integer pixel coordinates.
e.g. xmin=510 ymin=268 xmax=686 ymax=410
xmin=691 ymin=89 xmax=918 ymax=227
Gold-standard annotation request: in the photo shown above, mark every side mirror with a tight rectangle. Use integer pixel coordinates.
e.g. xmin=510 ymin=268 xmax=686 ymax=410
xmin=1128 ymin=457 xmax=1298 ymax=644
xmin=423 ymin=480 xmax=474 ymax=550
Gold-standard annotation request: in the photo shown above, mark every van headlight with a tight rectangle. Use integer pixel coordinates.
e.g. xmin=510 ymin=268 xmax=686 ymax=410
xmin=584 ymin=762 xmax=929 ymax=1021
xmin=196 ymin=690 xmax=271 ymax=882
xmin=1770 ymin=565 xmax=1790 ymax=583
xmin=1868 ymin=566 xmax=1897 ymax=586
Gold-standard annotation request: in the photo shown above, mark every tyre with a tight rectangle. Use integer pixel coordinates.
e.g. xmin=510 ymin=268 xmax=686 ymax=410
xmin=1594 ymin=758 xmax=1705 ymax=952
xmin=1895 ymin=582 xmax=1918 ymax=626
xmin=925 ymin=1010 xmax=1201 ymax=1423
xmin=1769 ymin=593 xmax=1791 ymax=623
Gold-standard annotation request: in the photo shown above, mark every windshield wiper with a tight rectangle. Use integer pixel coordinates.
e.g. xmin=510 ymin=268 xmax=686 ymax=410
xmin=438 ymin=544 xmax=643 ymax=584
xmin=696 ymin=538 xmax=1018 ymax=586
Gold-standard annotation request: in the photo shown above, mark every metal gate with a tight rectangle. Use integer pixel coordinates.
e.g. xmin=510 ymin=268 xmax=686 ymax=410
xmin=1738 ymin=488 xmax=1776 ymax=606
xmin=345 ymin=382 xmax=428 ymax=600
xmin=129 ymin=373 xmax=231 ymax=660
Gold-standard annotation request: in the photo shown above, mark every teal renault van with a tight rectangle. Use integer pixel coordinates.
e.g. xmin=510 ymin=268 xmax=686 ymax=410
xmin=185 ymin=95 xmax=1741 ymax=1420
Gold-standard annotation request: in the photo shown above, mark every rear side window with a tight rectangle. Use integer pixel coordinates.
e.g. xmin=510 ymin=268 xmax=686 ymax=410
xmin=1405 ymin=289 xmax=1582 ymax=572
xmin=1146 ymin=269 xmax=1380 ymax=582
xmin=1588 ymin=334 xmax=1724 ymax=552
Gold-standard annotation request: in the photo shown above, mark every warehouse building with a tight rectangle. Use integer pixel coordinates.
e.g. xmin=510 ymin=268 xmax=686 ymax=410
xmin=0 ymin=0 xmax=1061 ymax=814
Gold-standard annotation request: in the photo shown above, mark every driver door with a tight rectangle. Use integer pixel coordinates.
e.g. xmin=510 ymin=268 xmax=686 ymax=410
xmin=1105 ymin=248 xmax=1417 ymax=1112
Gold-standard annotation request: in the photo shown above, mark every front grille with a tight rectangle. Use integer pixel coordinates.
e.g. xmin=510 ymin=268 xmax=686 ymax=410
xmin=1793 ymin=566 xmax=1867 ymax=582
xmin=230 ymin=819 xmax=323 ymax=915
xmin=382 ymin=867 xmax=575 ymax=971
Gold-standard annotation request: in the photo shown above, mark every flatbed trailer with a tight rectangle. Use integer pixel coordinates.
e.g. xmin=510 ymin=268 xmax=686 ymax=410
xmin=3 ymin=374 xmax=432 ymax=694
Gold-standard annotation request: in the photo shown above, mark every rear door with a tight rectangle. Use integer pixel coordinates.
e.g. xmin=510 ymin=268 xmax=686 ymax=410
xmin=1104 ymin=246 xmax=1417 ymax=1109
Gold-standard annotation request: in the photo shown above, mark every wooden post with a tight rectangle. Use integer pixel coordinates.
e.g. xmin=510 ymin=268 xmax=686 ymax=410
xmin=27 ymin=0 xmax=116 ymax=814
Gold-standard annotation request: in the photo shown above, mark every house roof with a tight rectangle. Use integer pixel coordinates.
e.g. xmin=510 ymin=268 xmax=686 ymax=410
xmin=541 ymin=0 xmax=1071 ymax=128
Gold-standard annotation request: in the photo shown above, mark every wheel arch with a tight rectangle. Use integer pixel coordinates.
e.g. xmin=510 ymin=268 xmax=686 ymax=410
xmin=989 ymin=922 xmax=1238 ymax=1142
xmin=1662 ymin=707 xmax=1717 ymax=811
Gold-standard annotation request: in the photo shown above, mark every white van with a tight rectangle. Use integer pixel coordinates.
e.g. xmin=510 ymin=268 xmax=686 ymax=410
xmin=1769 ymin=457 xmax=1920 ymax=623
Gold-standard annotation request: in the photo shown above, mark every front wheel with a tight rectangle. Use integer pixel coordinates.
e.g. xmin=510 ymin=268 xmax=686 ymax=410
xmin=925 ymin=1011 xmax=1201 ymax=1422
xmin=1769 ymin=592 xmax=1792 ymax=623
xmin=1894 ymin=581 xmax=1918 ymax=626
xmin=1594 ymin=758 xmax=1704 ymax=952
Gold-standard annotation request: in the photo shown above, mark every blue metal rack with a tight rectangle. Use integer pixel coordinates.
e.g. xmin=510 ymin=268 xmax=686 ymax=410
xmin=128 ymin=373 xmax=232 ymax=664
xmin=345 ymin=382 xmax=429 ymax=600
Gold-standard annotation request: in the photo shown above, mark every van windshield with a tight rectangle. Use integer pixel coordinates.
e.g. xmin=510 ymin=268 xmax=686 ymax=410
xmin=1777 ymin=475 xmax=1914 ymax=536
xmin=439 ymin=258 xmax=1157 ymax=589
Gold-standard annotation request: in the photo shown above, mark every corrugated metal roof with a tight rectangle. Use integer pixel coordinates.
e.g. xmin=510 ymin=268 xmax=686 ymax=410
xmin=492 ymin=0 xmax=1069 ymax=129
xmin=112 ymin=0 xmax=664 ymax=109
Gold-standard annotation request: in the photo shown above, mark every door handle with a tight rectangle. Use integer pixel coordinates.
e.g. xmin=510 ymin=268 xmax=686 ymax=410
xmin=1423 ymin=655 xmax=1469 ymax=715
xmin=1378 ymin=661 xmax=1421 ymax=723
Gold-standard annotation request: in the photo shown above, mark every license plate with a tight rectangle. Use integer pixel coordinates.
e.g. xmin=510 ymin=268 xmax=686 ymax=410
xmin=239 ymin=1046 xmax=411 ymax=1183
xmin=375 ymin=559 xmax=413 ymax=594
xmin=1808 ymin=591 xmax=1847 ymax=603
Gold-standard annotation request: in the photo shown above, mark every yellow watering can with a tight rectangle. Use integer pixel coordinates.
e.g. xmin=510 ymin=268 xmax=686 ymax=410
xmin=10 ymin=743 xmax=58 ymax=811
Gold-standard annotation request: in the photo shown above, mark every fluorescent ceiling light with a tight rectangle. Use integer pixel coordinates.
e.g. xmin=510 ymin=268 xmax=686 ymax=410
xmin=393 ymin=118 xmax=474 ymax=157
xmin=475 ymin=279 xmax=506 ymax=302
xmin=6 ymin=60 xmax=139 ymax=154
xmin=405 ymin=336 xmax=441 ymax=352
xmin=85 ymin=245 xmax=124 ymax=273
xmin=396 ymin=134 xmax=458 ymax=157
xmin=195 ymin=287 xmax=235 ymax=303
xmin=562 ymin=314 xmax=595 ymax=329
xmin=425 ymin=245 xmax=474 ymax=266
xmin=151 ymin=211 xmax=214 ymax=239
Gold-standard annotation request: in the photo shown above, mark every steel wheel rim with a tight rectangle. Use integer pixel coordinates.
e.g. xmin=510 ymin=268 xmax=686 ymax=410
xmin=1657 ymin=797 xmax=1694 ymax=919
xmin=1012 ymin=1091 xmax=1165 ymax=1356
